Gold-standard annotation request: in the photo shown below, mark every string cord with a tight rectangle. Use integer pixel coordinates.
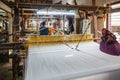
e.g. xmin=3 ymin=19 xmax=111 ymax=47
xmin=75 ymin=7 xmax=100 ymax=50
xmin=75 ymin=19 xmax=93 ymax=50
xmin=62 ymin=35 xmax=74 ymax=49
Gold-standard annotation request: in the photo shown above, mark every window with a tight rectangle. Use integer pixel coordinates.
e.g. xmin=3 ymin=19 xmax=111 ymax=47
xmin=109 ymin=3 xmax=120 ymax=33
xmin=111 ymin=12 xmax=120 ymax=26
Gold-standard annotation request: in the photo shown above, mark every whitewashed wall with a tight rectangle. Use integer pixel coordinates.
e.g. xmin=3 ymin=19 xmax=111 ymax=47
xmin=52 ymin=0 xmax=74 ymax=5
xmin=51 ymin=0 xmax=120 ymax=6
xmin=52 ymin=0 xmax=113 ymax=6
xmin=76 ymin=0 xmax=92 ymax=6
xmin=76 ymin=0 xmax=120 ymax=6
xmin=52 ymin=0 xmax=61 ymax=3
xmin=109 ymin=0 xmax=120 ymax=2
xmin=95 ymin=0 xmax=120 ymax=6
xmin=62 ymin=0 xmax=74 ymax=4
xmin=96 ymin=0 xmax=109 ymax=6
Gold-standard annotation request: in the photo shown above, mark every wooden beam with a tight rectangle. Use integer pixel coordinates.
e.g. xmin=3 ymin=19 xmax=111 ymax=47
xmin=0 ymin=42 xmax=24 ymax=50
xmin=27 ymin=34 xmax=93 ymax=43
xmin=0 ymin=1 xmax=12 ymax=13
xmin=111 ymin=8 xmax=120 ymax=13
xmin=8 ymin=13 xmax=13 ymax=43
xmin=23 ymin=13 xmax=36 ymax=15
xmin=108 ymin=1 xmax=120 ymax=5
xmin=23 ymin=10 xmax=36 ymax=13
xmin=17 ymin=3 xmax=109 ymax=11
xmin=92 ymin=0 xmax=96 ymax=6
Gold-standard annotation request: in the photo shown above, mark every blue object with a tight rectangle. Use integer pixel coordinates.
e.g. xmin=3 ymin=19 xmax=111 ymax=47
xmin=40 ymin=21 xmax=49 ymax=35
xmin=40 ymin=26 xmax=49 ymax=35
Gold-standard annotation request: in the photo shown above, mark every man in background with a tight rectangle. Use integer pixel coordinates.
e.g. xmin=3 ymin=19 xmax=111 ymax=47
xmin=39 ymin=21 xmax=49 ymax=35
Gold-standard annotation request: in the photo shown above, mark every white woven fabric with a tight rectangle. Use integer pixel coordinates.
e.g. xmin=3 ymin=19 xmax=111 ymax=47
xmin=25 ymin=42 xmax=120 ymax=80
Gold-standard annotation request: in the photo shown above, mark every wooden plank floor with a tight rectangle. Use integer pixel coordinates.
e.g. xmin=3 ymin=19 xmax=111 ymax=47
xmin=25 ymin=42 xmax=120 ymax=80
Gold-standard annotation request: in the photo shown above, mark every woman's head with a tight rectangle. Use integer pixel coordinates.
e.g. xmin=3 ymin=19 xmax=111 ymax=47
xmin=102 ymin=28 xmax=108 ymax=35
xmin=41 ymin=21 xmax=46 ymax=26
xmin=54 ymin=24 xmax=59 ymax=30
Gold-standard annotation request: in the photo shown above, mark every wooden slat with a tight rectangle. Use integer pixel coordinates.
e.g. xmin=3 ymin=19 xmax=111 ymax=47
xmin=108 ymin=1 xmax=120 ymax=5
xmin=92 ymin=0 xmax=96 ymax=6
xmin=0 ymin=1 xmax=12 ymax=13
xmin=17 ymin=3 xmax=109 ymax=11
xmin=0 ymin=42 xmax=24 ymax=50
xmin=27 ymin=34 xmax=93 ymax=43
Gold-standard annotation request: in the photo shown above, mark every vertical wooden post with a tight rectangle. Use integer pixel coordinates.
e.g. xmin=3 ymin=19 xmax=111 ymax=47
xmin=92 ymin=0 xmax=96 ymax=6
xmin=106 ymin=13 xmax=109 ymax=29
xmin=13 ymin=7 xmax=20 ymax=42
xmin=8 ymin=13 xmax=13 ymax=42
xmin=92 ymin=0 xmax=98 ymax=39
xmin=94 ymin=16 xmax=98 ymax=39
xmin=106 ymin=4 xmax=111 ymax=30
xmin=75 ymin=8 xmax=81 ymax=34
xmin=12 ymin=7 xmax=20 ymax=80
xmin=76 ymin=18 xmax=81 ymax=34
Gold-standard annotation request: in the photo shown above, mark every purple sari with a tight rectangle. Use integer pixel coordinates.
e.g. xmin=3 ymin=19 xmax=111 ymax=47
xmin=100 ymin=41 xmax=120 ymax=56
xmin=100 ymin=28 xmax=120 ymax=56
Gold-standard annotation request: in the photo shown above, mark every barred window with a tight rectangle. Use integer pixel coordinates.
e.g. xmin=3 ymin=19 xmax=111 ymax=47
xmin=111 ymin=12 xmax=120 ymax=26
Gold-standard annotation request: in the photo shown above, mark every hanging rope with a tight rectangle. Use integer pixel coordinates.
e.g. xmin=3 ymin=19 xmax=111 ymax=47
xmin=75 ymin=6 xmax=100 ymax=51
xmin=62 ymin=24 xmax=75 ymax=50
xmin=62 ymin=37 xmax=74 ymax=49
xmin=62 ymin=0 xmax=92 ymax=50
xmin=75 ymin=18 xmax=93 ymax=50
xmin=62 ymin=18 xmax=76 ymax=49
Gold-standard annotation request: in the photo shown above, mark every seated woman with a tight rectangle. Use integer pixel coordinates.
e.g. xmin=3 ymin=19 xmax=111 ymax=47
xmin=49 ymin=24 xmax=64 ymax=35
xmin=100 ymin=28 xmax=120 ymax=56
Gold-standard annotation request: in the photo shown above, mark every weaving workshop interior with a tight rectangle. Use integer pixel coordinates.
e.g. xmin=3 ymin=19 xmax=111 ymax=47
xmin=0 ymin=0 xmax=120 ymax=80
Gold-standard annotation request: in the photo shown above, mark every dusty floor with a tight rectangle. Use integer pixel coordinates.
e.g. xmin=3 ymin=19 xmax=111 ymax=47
xmin=0 ymin=63 xmax=12 ymax=80
xmin=0 ymin=63 xmax=23 ymax=80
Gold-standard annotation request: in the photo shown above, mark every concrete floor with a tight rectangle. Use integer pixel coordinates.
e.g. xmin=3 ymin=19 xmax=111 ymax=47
xmin=0 ymin=63 xmax=12 ymax=80
xmin=0 ymin=62 xmax=23 ymax=80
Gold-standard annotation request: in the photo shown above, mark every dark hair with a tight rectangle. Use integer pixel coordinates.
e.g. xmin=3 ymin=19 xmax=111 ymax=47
xmin=41 ymin=21 xmax=46 ymax=26
xmin=102 ymin=28 xmax=107 ymax=31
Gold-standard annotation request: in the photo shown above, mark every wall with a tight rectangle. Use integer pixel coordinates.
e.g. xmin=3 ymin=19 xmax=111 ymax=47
xmin=76 ymin=0 xmax=92 ymax=6
xmin=96 ymin=0 xmax=109 ymax=6
xmin=76 ymin=0 xmax=120 ymax=6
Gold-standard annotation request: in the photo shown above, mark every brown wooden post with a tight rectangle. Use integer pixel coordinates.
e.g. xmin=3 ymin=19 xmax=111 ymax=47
xmin=12 ymin=7 xmax=20 ymax=80
xmin=106 ymin=4 xmax=111 ymax=29
xmin=13 ymin=7 xmax=20 ymax=42
xmin=106 ymin=13 xmax=109 ymax=29
xmin=76 ymin=18 xmax=81 ymax=34
xmin=94 ymin=16 xmax=99 ymax=40
xmin=92 ymin=0 xmax=96 ymax=6
xmin=92 ymin=0 xmax=98 ymax=39
xmin=8 ymin=13 xmax=13 ymax=42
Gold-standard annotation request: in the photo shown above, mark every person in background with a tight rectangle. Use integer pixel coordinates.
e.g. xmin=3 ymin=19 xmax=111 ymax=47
xmin=49 ymin=24 xmax=64 ymax=35
xmin=39 ymin=21 xmax=49 ymax=35
xmin=53 ymin=18 xmax=61 ymax=29
xmin=67 ymin=16 xmax=74 ymax=33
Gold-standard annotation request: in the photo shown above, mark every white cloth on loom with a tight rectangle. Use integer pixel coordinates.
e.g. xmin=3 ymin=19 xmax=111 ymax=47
xmin=25 ymin=42 xmax=120 ymax=80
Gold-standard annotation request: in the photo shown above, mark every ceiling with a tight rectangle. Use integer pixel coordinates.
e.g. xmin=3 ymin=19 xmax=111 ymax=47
xmin=1 ymin=0 xmax=119 ymax=16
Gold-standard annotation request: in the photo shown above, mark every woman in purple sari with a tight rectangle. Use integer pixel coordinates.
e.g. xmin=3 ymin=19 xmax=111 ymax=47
xmin=100 ymin=28 xmax=120 ymax=56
